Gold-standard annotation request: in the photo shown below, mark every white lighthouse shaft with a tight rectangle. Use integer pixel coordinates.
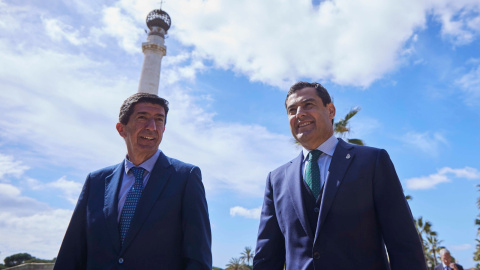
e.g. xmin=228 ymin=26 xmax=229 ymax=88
xmin=138 ymin=28 xmax=166 ymax=95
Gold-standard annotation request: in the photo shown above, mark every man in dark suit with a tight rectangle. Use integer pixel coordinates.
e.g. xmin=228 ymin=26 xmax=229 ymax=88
xmin=54 ymin=93 xmax=212 ymax=269
xmin=253 ymin=82 xmax=426 ymax=270
xmin=434 ymin=249 xmax=464 ymax=270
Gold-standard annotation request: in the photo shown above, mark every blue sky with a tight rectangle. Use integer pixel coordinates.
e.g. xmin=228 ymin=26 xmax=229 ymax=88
xmin=0 ymin=0 xmax=479 ymax=268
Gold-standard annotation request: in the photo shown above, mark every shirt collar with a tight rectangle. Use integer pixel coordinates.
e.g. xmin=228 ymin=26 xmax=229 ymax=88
xmin=124 ymin=149 xmax=161 ymax=174
xmin=302 ymin=135 xmax=338 ymax=161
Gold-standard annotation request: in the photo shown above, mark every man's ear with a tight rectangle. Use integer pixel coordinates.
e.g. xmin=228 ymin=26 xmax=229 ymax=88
xmin=327 ymin=103 xmax=336 ymax=119
xmin=116 ymin=122 xmax=126 ymax=138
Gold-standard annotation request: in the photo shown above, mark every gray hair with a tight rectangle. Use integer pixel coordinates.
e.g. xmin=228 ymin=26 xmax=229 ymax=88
xmin=439 ymin=248 xmax=450 ymax=256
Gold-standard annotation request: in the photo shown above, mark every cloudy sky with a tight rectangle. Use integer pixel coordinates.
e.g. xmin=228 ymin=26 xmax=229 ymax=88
xmin=1 ymin=0 xmax=480 ymax=268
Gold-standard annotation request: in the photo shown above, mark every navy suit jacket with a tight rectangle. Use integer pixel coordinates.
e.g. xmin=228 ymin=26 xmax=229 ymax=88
xmin=253 ymin=139 xmax=426 ymax=270
xmin=434 ymin=263 xmax=464 ymax=270
xmin=54 ymin=151 xmax=212 ymax=270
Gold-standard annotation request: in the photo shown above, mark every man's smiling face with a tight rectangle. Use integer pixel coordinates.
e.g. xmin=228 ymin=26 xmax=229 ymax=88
xmin=286 ymin=87 xmax=336 ymax=150
xmin=116 ymin=102 xmax=166 ymax=165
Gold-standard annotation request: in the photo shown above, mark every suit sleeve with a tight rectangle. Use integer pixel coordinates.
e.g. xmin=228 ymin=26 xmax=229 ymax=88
xmin=373 ymin=149 xmax=427 ymax=270
xmin=181 ymin=166 xmax=212 ymax=270
xmin=253 ymin=172 xmax=286 ymax=270
xmin=53 ymin=174 xmax=90 ymax=270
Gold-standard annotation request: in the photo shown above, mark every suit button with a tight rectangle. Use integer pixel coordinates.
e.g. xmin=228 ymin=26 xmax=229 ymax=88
xmin=314 ymin=207 xmax=319 ymax=213
xmin=313 ymin=252 xmax=320 ymax=260
xmin=118 ymin=258 xmax=124 ymax=264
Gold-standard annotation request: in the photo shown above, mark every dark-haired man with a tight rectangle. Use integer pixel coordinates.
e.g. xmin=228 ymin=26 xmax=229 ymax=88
xmin=54 ymin=93 xmax=212 ymax=269
xmin=253 ymin=82 xmax=426 ymax=270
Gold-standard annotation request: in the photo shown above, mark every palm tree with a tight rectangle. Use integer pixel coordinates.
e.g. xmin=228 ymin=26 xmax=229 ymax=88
xmin=225 ymin=257 xmax=246 ymax=270
xmin=426 ymin=234 xmax=442 ymax=266
xmin=415 ymin=216 xmax=434 ymax=244
xmin=239 ymin=246 xmax=254 ymax=267
xmin=334 ymin=107 xmax=364 ymax=145
xmin=474 ymin=185 xmax=480 ymax=269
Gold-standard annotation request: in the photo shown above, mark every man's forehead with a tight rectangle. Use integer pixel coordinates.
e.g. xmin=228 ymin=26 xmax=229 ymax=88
xmin=133 ymin=102 xmax=165 ymax=115
xmin=286 ymin=96 xmax=320 ymax=108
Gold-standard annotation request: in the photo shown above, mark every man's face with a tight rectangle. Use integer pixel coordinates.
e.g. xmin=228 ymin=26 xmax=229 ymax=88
xmin=116 ymin=102 xmax=166 ymax=164
xmin=441 ymin=252 xmax=452 ymax=265
xmin=286 ymin=87 xmax=335 ymax=150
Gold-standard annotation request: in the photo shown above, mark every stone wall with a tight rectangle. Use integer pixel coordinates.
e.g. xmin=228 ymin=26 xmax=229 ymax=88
xmin=7 ymin=263 xmax=54 ymax=270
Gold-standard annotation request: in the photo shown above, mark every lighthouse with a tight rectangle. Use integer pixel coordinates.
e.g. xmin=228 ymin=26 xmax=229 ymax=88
xmin=138 ymin=9 xmax=171 ymax=94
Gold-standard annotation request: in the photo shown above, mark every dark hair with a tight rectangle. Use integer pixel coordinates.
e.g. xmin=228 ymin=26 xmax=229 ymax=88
xmin=285 ymin=81 xmax=332 ymax=107
xmin=119 ymin=92 xmax=169 ymax=125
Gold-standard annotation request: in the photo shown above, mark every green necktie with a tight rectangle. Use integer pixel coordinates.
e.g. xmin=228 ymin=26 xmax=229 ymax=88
xmin=305 ymin=150 xmax=322 ymax=199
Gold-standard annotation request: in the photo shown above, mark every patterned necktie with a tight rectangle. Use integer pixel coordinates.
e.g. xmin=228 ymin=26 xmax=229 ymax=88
xmin=119 ymin=167 xmax=145 ymax=245
xmin=305 ymin=150 xmax=322 ymax=199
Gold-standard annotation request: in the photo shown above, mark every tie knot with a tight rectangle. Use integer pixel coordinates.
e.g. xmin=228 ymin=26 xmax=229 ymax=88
xmin=131 ymin=167 xmax=145 ymax=181
xmin=308 ymin=150 xmax=322 ymax=161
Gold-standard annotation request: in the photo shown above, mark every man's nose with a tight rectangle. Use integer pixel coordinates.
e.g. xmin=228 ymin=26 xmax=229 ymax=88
xmin=145 ymin=118 xmax=157 ymax=130
xmin=296 ymin=107 xmax=306 ymax=118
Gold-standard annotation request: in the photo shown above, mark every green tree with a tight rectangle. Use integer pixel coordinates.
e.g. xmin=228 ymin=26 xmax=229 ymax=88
xmin=334 ymin=107 xmax=364 ymax=145
xmin=225 ymin=257 xmax=247 ymax=270
xmin=4 ymin=253 xmax=33 ymax=267
xmin=426 ymin=234 xmax=442 ymax=266
xmin=239 ymin=246 xmax=254 ymax=267
xmin=474 ymin=185 xmax=480 ymax=269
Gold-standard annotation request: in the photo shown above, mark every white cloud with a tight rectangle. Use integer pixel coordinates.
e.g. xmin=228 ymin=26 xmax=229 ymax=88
xmin=43 ymin=18 xmax=88 ymax=45
xmin=400 ymin=131 xmax=448 ymax=157
xmin=100 ymin=6 xmax=144 ymax=54
xmin=405 ymin=167 xmax=480 ymax=190
xmin=0 ymin=183 xmax=51 ymax=216
xmin=456 ymin=62 xmax=480 ymax=106
xmin=450 ymin=243 xmax=473 ymax=251
xmin=162 ymin=0 xmax=430 ymax=88
xmin=430 ymin=0 xmax=480 ymax=45
xmin=0 ymin=154 xmax=29 ymax=180
xmin=0 ymin=209 xmax=72 ymax=262
xmin=0 ymin=182 xmax=72 ymax=262
xmin=161 ymin=50 xmax=208 ymax=85
xmin=230 ymin=206 xmax=262 ymax=219
xmin=47 ymin=177 xmax=83 ymax=204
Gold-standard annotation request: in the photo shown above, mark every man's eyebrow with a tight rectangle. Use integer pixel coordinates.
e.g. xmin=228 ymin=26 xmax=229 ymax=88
xmin=287 ymin=98 xmax=316 ymax=109
xmin=301 ymin=98 xmax=316 ymax=103
xmin=135 ymin=111 xmax=165 ymax=117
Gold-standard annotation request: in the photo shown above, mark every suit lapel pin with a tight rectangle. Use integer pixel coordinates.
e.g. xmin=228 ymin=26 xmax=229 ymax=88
xmin=346 ymin=154 xmax=351 ymax=159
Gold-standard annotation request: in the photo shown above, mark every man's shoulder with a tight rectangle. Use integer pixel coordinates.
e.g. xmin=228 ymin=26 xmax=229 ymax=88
xmin=338 ymin=138 xmax=382 ymax=152
xmin=161 ymin=154 xmax=198 ymax=172
xmin=269 ymin=153 xmax=301 ymax=177
xmin=88 ymin=163 xmax=123 ymax=179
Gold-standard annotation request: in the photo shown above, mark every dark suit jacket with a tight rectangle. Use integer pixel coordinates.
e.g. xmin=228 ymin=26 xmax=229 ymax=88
xmin=434 ymin=263 xmax=464 ymax=270
xmin=253 ymin=139 xmax=426 ymax=270
xmin=54 ymin=151 xmax=212 ymax=269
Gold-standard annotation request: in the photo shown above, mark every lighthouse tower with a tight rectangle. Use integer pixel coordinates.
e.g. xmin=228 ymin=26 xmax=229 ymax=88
xmin=138 ymin=9 xmax=171 ymax=94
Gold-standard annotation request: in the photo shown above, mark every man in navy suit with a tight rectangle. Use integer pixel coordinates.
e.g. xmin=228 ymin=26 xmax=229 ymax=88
xmin=54 ymin=93 xmax=212 ymax=269
xmin=253 ymin=82 xmax=426 ymax=270
xmin=434 ymin=249 xmax=464 ymax=270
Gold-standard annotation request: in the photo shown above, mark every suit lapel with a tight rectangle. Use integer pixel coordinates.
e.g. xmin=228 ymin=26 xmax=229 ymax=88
xmin=287 ymin=152 xmax=314 ymax=238
xmin=121 ymin=151 xmax=173 ymax=250
xmin=103 ymin=162 xmax=124 ymax=251
xmin=314 ymin=139 xmax=354 ymax=243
